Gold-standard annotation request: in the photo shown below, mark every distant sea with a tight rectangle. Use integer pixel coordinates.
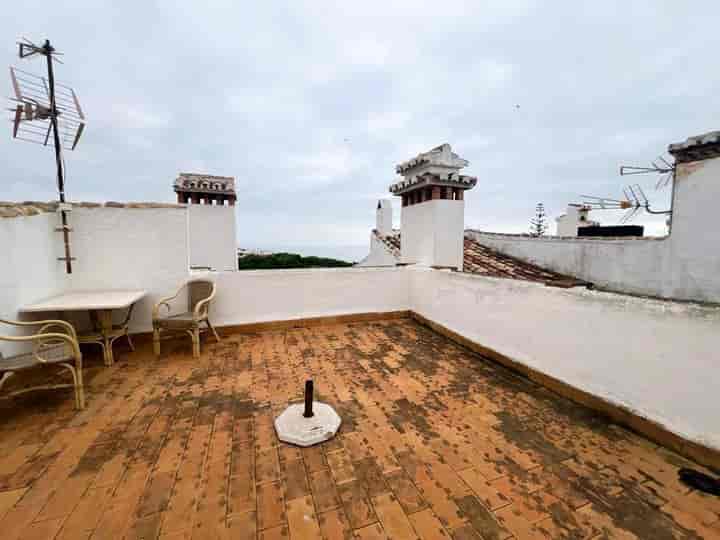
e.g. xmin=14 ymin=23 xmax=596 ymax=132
xmin=240 ymin=244 xmax=368 ymax=264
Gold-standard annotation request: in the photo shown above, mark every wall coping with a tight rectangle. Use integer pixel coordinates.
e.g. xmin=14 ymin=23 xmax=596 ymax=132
xmin=466 ymin=229 xmax=667 ymax=243
xmin=0 ymin=201 xmax=186 ymax=219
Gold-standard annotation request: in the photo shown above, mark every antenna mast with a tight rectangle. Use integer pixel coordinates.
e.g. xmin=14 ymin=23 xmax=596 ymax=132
xmin=43 ymin=40 xmax=73 ymax=274
xmin=9 ymin=38 xmax=86 ymax=273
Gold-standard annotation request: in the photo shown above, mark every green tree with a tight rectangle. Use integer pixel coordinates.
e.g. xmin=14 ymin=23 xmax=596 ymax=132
xmin=529 ymin=203 xmax=547 ymax=237
xmin=237 ymin=252 xmax=353 ymax=270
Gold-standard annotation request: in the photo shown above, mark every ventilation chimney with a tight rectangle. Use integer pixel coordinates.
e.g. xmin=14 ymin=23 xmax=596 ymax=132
xmin=555 ymin=204 xmax=597 ymax=236
xmin=389 ymin=144 xmax=477 ymax=269
xmin=376 ymin=199 xmax=393 ymax=236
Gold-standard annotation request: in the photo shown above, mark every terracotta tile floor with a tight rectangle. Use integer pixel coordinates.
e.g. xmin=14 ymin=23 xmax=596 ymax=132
xmin=0 ymin=319 xmax=719 ymax=539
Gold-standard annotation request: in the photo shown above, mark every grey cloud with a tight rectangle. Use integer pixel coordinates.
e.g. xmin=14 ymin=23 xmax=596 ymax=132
xmin=1 ymin=0 xmax=717 ymax=249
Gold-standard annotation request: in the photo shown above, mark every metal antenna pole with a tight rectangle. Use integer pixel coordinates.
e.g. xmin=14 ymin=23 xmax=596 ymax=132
xmin=43 ymin=39 xmax=72 ymax=273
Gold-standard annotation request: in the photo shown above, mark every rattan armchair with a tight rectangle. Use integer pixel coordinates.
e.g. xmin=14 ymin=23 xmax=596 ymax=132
xmin=0 ymin=319 xmax=84 ymax=409
xmin=152 ymin=279 xmax=220 ymax=358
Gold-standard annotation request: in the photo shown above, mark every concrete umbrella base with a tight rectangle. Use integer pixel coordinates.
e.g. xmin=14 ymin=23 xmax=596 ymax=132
xmin=274 ymin=402 xmax=341 ymax=447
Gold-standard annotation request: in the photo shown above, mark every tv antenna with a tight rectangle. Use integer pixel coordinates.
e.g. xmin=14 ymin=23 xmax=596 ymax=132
xmin=620 ymin=155 xmax=675 ymax=190
xmin=8 ymin=38 xmax=86 ymax=273
xmin=580 ymin=184 xmax=672 ymax=224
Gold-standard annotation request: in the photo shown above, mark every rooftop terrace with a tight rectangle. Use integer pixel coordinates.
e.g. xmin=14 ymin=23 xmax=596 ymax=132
xmin=0 ymin=319 xmax=717 ymax=540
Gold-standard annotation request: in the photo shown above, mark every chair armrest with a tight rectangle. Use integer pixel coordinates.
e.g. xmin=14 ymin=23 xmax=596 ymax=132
xmin=0 ymin=319 xmax=77 ymax=340
xmin=36 ymin=321 xmax=78 ymax=340
xmin=0 ymin=332 xmax=81 ymax=364
xmin=193 ymin=297 xmax=213 ymax=320
xmin=152 ymin=285 xmax=187 ymax=320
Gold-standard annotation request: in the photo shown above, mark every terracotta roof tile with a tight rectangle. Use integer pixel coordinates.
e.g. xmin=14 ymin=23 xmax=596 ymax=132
xmin=373 ymin=230 xmax=583 ymax=286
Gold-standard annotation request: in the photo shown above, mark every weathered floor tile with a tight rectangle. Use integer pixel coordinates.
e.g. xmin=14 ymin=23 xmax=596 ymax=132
xmin=287 ymin=495 xmax=322 ymax=540
xmin=0 ymin=321 xmax=714 ymax=540
xmin=258 ymin=481 xmax=285 ymax=530
xmin=409 ymin=509 xmax=452 ymax=540
xmin=309 ymin=468 xmax=341 ymax=513
xmin=338 ymin=481 xmax=377 ymax=529
xmin=318 ymin=508 xmax=353 ymax=540
xmin=372 ymin=492 xmax=419 ymax=540
xmin=385 ymin=469 xmax=426 ymax=514
xmin=354 ymin=522 xmax=388 ymax=540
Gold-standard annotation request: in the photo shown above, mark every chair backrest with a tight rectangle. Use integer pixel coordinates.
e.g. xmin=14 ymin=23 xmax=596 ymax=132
xmin=188 ymin=280 xmax=215 ymax=317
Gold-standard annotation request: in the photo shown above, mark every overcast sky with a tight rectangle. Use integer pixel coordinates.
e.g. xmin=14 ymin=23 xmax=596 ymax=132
xmin=2 ymin=1 xmax=718 ymax=256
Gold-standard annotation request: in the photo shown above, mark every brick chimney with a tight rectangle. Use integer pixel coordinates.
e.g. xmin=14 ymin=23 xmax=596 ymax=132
xmin=389 ymin=144 xmax=477 ymax=268
xmin=174 ymin=173 xmax=236 ymax=206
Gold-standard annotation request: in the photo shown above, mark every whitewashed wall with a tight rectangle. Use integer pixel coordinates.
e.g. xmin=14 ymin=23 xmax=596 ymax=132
xmin=667 ymin=157 xmax=720 ymax=302
xmin=467 ymin=155 xmax=720 ymax=304
xmin=187 ymin=204 xmax=237 ymax=271
xmin=355 ymin=233 xmax=398 ymax=267
xmin=468 ymin=231 xmax=671 ymax=298
xmin=4 ymin=202 xmax=720 ymax=450
xmin=209 ymin=267 xmax=410 ymax=326
xmin=410 ymin=267 xmax=720 ymax=450
xmin=65 ymin=207 xmax=191 ymax=332
xmin=401 ymin=200 xmax=464 ymax=268
xmin=0 ymin=212 xmax=64 ymax=355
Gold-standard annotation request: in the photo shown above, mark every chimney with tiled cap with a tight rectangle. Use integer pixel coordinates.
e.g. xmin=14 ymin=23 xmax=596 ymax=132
xmin=389 ymin=144 xmax=477 ymax=269
xmin=174 ymin=173 xmax=236 ymax=206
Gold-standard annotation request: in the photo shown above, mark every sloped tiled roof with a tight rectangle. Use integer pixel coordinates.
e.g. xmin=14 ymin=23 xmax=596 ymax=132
xmin=462 ymin=237 xmax=577 ymax=284
xmin=374 ymin=229 xmax=401 ymax=256
xmin=372 ymin=230 xmax=582 ymax=286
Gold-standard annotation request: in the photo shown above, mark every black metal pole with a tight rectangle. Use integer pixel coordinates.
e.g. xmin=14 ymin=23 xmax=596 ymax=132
xmin=44 ymin=39 xmax=72 ymax=274
xmin=303 ymin=380 xmax=314 ymax=418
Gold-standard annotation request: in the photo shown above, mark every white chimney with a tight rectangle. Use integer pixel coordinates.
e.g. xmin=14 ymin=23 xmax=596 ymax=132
xmin=376 ymin=199 xmax=393 ymax=236
xmin=389 ymin=144 xmax=477 ymax=269
xmin=555 ymin=204 xmax=596 ymax=236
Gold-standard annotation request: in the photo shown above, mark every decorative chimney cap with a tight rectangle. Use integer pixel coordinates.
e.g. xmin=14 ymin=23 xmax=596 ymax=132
xmin=174 ymin=173 xmax=236 ymax=195
xmin=389 ymin=144 xmax=476 ymax=196
xmin=395 ymin=143 xmax=469 ymax=174
xmin=389 ymin=172 xmax=477 ymax=195
xmin=668 ymin=130 xmax=720 ymax=163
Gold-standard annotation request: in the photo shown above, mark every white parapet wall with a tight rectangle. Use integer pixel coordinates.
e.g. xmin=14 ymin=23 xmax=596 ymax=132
xmin=0 ymin=211 xmax=64 ymax=355
xmin=187 ymin=204 xmax=237 ymax=271
xmin=209 ymin=266 xmax=410 ymax=327
xmin=0 ymin=204 xmax=192 ymax=338
xmin=467 ymin=231 xmax=672 ymax=298
xmin=410 ymin=267 xmax=720 ymax=450
xmin=3 ymin=202 xmax=720 ymax=453
xmin=466 ymin=155 xmax=720 ymax=304
xmin=66 ymin=206 xmax=192 ymax=332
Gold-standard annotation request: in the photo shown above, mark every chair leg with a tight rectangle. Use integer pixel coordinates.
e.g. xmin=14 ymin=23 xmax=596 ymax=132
xmin=126 ymin=331 xmax=135 ymax=352
xmin=76 ymin=369 xmax=85 ymax=409
xmin=61 ymin=364 xmax=84 ymax=410
xmin=0 ymin=372 xmax=14 ymax=393
xmin=207 ymin=320 xmax=221 ymax=342
xmin=192 ymin=329 xmax=200 ymax=359
xmin=153 ymin=327 xmax=161 ymax=357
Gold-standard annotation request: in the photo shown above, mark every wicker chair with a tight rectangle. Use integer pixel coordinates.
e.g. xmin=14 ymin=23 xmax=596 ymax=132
xmin=152 ymin=279 xmax=220 ymax=358
xmin=78 ymin=304 xmax=135 ymax=366
xmin=0 ymin=319 xmax=85 ymax=409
